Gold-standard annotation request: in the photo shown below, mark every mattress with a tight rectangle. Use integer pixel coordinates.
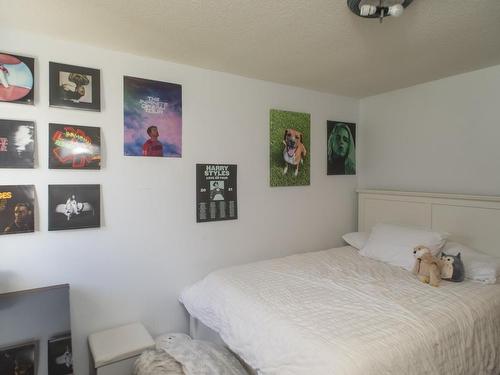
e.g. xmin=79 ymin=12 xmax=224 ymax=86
xmin=180 ymin=246 xmax=500 ymax=375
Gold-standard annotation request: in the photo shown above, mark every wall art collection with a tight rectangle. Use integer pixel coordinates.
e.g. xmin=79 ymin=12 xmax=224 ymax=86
xmin=1 ymin=49 xmax=356 ymax=232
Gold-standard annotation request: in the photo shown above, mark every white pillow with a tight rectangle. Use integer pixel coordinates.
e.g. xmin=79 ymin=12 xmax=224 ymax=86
xmin=359 ymin=223 xmax=448 ymax=271
xmin=342 ymin=232 xmax=369 ymax=250
xmin=443 ymin=242 xmax=500 ymax=284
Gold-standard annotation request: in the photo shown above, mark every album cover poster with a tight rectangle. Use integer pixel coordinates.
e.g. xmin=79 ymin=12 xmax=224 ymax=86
xmin=0 ymin=340 xmax=38 ymax=375
xmin=0 ymin=119 xmax=35 ymax=168
xmin=0 ymin=52 xmax=35 ymax=105
xmin=49 ymin=62 xmax=101 ymax=111
xmin=49 ymin=123 xmax=101 ymax=169
xmin=48 ymin=184 xmax=100 ymax=231
xmin=196 ymin=164 xmax=237 ymax=223
xmin=124 ymin=76 xmax=182 ymax=158
xmin=48 ymin=333 xmax=73 ymax=375
xmin=269 ymin=109 xmax=310 ymax=187
xmin=327 ymin=121 xmax=356 ymax=175
xmin=0 ymin=185 xmax=35 ymax=235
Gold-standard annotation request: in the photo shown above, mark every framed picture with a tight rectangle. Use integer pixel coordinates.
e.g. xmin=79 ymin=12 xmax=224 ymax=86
xmin=0 ymin=119 xmax=35 ymax=168
xmin=0 ymin=185 xmax=35 ymax=235
xmin=48 ymin=333 xmax=73 ymax=375
xmin=196 ymin=164 xmax=237 ymax=223
xmin=269 ymin=109 xmax=310 ymax=187
xmin=124 ymin=76 xmax=182 ymax=158
xmin=49 ymin=123 xmax=101 ymax=169
xmin=48 ymin=184 xmax=100 ymax=231
xmin=326 ymin=121 xmax=356 ymax=175
xmin=0 ymin=339 xmax=38 ymax=375
xmin=0 ymin=52 xmax=35 ymax=105
xmin=49 ymin=62 xmax=101 ymax=111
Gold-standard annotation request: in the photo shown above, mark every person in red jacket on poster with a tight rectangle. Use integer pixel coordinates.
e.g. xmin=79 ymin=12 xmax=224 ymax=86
xmin=142 ymin=125 xmax=163 ymax=157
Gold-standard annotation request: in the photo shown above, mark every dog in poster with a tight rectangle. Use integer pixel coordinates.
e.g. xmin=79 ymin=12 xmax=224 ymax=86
xmin=282 ymin=128 xmax=307 ymax=176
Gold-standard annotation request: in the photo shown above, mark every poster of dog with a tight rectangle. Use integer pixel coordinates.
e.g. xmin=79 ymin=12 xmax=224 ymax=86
xmin=48 ymin=334 xmax=73 ymax=375
xmin=49 ymin=123 xmax=101 ymax=169
xmin=0 ymin=119 xmax=35 ymax=168
xmin=269 ymin=109 xmax=310 ymax=187
xmin=124 ymin=76 xmax=182 ymax=158
xmin=0 ymin=52 xmax=34 ymax=105
xmin=196 ymin=164 xmax=237 ymax=222
xmin=0 ymin=340 xmax=38 ymax=375
xmin=327 ymin=121 xmax=356 ymax=175
xmin=49 ymin=62 xmax=101 ymax=111
xmin=48 ymin=184 xmax=100 ymax=231
xmin=0 ymin=185 xmax=35 ymax=235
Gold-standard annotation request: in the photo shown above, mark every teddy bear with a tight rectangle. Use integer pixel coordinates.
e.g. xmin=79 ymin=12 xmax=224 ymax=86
xmin=412 ymin=245 xmax=442 ymax=287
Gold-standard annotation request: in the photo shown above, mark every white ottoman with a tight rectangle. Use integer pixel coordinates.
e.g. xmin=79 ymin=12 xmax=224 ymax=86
xmin=89 ymin=322 xmax=155 ymax=375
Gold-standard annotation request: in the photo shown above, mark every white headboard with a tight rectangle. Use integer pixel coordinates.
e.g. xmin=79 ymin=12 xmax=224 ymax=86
xmin=357 ymin=189 xmax=500 ymax=257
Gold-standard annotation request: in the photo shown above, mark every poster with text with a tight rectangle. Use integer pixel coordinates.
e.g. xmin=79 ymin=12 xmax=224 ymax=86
xmin=196 ymin=164 xmax=237 ymax=223
xmin=0 ymin=119 xmax=35 ymax=168
xmin=0 ymin=185 xmax=35 ymax=235
xmin=49 ymin=123 xmax=101 ymax=169
xmin=124 ymin=76 xmax=182 ymax=157
xmin=48 ymin=184 xmax=100 ymax=231
xmin=0 ymin=52 xmax=35 ymax=105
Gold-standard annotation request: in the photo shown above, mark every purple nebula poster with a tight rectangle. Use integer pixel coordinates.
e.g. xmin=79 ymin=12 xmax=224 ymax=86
xmin=123 ymin=76 xmax=182 ymax=157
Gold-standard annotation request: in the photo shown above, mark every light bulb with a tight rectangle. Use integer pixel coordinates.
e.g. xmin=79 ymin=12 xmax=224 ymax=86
xmin=359 ymin=4 xmax=377 ymax=17
xmin=388 ymin=4 xmax=404 ymax=17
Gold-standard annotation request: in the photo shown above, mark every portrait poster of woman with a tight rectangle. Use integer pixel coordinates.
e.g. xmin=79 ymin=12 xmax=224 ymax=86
xmin=326 ymin=121 xmax=356 ymax=175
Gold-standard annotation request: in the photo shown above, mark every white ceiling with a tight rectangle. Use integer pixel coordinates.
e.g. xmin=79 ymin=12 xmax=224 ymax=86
xmin=2 ymin=0 xmax=500 ymax=97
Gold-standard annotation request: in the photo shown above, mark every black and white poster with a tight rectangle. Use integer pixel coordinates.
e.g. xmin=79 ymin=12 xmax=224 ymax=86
xmin=0 ymin=119 xmax=35 ymax=168
xmin=48 ymin=184 xmax=100 ymax=231
xmin=196 ymin=164 xmax=237 ymax=223
xmin=48 ymin=333 xmax=73 ymax=375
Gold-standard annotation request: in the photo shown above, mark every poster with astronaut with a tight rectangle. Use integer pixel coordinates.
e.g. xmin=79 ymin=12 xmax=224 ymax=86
xmin=49 ymin=62 xmax=101 ymax=111
xmin=48 ymin=333 xmax=73 ymax=375
xmin=0 ymin=119 xmax=35 ymax=168
xmin=0 ymin=185 xmax=35 ymax=235
xmin=196 ymin=164 xmax=237 ymax=223
xmin=0 ymin=52 xmax=34 ymax=105
xmin=49 ymin=123 xmax=101 ymax=169
xmin=48 ymin=184 xmax=100 ymax=231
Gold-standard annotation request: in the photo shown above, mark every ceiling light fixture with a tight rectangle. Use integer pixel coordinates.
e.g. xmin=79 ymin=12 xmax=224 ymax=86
xmin=347 ymin=0 xmax=413 ymax=23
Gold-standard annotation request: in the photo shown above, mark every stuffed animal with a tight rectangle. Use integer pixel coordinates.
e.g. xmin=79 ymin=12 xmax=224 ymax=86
xmin=412 ymin=245 xmax=442 ymax=287
xmin=440 ymin=252 xmax=465 ymax=282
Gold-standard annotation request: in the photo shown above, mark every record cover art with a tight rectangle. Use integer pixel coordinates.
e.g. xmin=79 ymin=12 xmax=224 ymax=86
xmin=0 ymin=52 xmax=34 ymax=105
xmin=0 ymin=185 xmax=35 ymax=235
xmin=48 ymin=184 xmax=100 ymax=231
xmin=0 ymin=119 xmax=35 ymax=168
xmin=49 ymin=123 xmax=101 ymax=169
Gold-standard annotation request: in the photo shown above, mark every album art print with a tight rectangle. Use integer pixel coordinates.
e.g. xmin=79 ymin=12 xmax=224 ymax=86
xmin=49 ymin=62 xmax=101 ymax=111
xmin=0 ymin=340 xmax=38 ymax=375
xmin=48 ymin=184 xmax=100 ymax=231
xmin=196 ymin=164 xmax=237 ymax=223
xmin=327 ymin=121 xmax=356 ymax=175
xmin=48 ymin=334 xmax=73 ymax=375
xmin=0 ymin=52 xmax=35 ymax=105
xmin=0 ymin=119 xmax=35 ymax=168
xmin=0 ymin=185 xmax=35 ymax=235
xmin=124 ymin=76 xmax=182 ymax=158
xmin=269 ymin=109 xmax=310 ymax=187
xmin=49 ymin=123 xmax=101 ymax=169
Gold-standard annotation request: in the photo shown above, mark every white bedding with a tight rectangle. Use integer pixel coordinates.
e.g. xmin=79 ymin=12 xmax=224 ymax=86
xmin=180 ymin=246 xmax=500 ymax=375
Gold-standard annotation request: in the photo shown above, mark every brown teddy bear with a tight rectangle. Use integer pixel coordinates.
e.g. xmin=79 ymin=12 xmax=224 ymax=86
xmin=412 ymin=245 xmax=442 ymax=287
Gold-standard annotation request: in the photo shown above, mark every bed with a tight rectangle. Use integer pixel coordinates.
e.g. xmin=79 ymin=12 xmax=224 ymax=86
xmin=180 ymin=190 xmax=500 ymax=374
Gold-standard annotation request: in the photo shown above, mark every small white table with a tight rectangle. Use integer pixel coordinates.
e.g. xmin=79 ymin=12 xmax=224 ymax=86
xmin=89 ymin=322 xmax=155 ymax=375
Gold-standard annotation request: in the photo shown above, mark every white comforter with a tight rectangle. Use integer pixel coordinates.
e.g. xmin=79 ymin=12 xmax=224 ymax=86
xmin=180 ymin=246 xmax=500 ymax=375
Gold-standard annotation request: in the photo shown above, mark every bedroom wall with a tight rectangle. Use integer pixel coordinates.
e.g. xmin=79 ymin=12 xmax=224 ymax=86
xmin=0 ymin=30 xmax=359 ymax=375
xmin=358 ymin=64 xmax=500 ymax=196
